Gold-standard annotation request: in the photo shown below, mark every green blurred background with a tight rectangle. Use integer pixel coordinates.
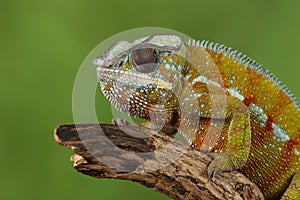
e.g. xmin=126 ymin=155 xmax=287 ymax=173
xmin=1 ymin=0 xmax=300 ymax=199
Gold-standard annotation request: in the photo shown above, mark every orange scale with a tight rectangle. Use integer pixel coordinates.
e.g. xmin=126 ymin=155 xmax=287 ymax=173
xmin=192 ymin=82 xmax=208 ymax=92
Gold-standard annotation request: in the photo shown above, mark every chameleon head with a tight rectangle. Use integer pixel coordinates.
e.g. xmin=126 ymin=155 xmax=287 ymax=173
xmin=93 ymin=34 xmax=187 ymax=123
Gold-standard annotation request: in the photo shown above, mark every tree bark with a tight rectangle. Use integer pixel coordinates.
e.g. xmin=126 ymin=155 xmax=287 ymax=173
xmin=54 ymin=123 xmax=264 ymax=200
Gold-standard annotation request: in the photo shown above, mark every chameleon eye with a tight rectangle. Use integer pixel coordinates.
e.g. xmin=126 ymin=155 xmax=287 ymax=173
xmin=131 ymin=48 xmax=158 ymax=73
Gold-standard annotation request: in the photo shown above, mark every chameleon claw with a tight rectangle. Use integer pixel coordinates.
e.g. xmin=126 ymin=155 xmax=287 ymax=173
xmin=112 ymin=118 xmax=130 ymax=126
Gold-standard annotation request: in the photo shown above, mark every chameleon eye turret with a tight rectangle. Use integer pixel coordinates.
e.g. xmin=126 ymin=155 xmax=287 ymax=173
xmin=130 ymin=48 xmax=158 ymax=73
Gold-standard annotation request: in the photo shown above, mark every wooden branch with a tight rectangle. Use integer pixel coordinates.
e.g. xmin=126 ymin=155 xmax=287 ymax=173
xmin=54 ymin=124 xmax=265 ymax=200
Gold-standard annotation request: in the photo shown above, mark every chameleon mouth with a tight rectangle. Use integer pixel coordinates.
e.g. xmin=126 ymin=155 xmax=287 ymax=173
xmin=96 ymin=66 xmax=173 ymax=90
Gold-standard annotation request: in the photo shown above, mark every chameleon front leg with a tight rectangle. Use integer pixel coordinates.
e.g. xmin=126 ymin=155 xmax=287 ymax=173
xmin=207 ymin=97 xmax=251 ymax=177
xmin=281 ymin=172 xmax=300 ymax=200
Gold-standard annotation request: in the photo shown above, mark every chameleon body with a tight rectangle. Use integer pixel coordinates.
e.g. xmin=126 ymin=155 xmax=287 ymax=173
xmin=93 ymin=34 xmax=300 ymax=199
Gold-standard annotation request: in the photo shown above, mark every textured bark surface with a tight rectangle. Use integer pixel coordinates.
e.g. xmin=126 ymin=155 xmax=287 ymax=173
xmin=54 ymin=124 xmax=265 ymax=200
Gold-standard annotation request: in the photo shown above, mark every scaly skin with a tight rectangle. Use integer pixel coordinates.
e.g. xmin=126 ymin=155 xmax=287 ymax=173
xmin=94 ymin=34 xmax=300 ymax=199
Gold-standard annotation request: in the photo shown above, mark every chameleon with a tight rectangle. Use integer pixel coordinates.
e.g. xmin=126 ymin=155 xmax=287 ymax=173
xmin=93 ymin=34 xmax=300 ymax=200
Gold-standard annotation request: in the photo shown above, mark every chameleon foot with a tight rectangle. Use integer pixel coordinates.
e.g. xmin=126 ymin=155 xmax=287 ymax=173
xmin=112 ymin=118 xmax=130 ymax=126
xmin=281 ymin=171 xmax=300 ymax=200
xmin=208 ymin=152 xmax=239 ymax=178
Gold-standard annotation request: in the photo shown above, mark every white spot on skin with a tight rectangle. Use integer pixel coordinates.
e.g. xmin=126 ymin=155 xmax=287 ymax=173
xmin=227 ymin=87 xmax=244 ymax=101
xmin=171 ymin=64 xmax=177 ymax=72
xmin=272 ymin=123 xmax=290 ymax=142
xmin=177 ymin=65 xmax=182 ymax=72
xmin=249 ymin=103 xmax=268 ymax=127
xmin=295 ymin=149 xmax=300 ymax=156
xmin=185 ymin=74 xmax=192 ymax=80
xmin=194 ymin=93 xmax=203 ymax=98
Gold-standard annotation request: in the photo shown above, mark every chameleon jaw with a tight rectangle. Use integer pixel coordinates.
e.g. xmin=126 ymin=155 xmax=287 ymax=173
xmin=96 ymin=66 xmax=176 ymax=120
